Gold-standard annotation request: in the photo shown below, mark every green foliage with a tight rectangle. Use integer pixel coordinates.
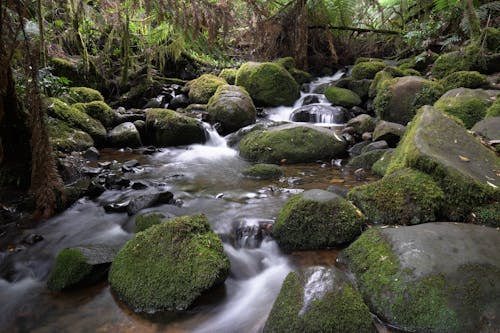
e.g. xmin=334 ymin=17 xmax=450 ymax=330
xmin=38 ymin=67 xmax=71 ymax=97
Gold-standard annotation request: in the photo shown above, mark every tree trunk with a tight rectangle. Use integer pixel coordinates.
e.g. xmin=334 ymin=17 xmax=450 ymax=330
xmin=462 ymin=0 xmax=481 ymax=42
xmin=121 ymin=12 xmax=131 ymax=86
xmin=291 ymin=0 xmax=308 ymax=70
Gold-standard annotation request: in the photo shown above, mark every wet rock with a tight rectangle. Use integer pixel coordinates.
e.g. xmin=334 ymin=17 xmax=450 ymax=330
xmin=104 ymin=201 xmax=130 ymax=213
xmin=371 ymin=149 xmax=395 ymax=177
xmin=326 ymin=185 xmax=348 ymax=198
xmin=346 ymin=114 xmax=376 ymax=136
xmin=265 ymin=267 xmax=373 ymax=333
xmin=273 ymin=189 xmax=363 ymax=252
xmin=109 ymin=122 xmax=142 ymax=148
xmin=342 ymin=223 xmax=500 ymax=333
xmin=361 ymin=132 xmax=372 ymax=141
xmin=242 ymin=164 xmax=283 ymax=180
xmin=123 ymin=159 xmax=140 ymax=168
xmin=346 ymin=149 xmax=387 ymax=170
xmin=353 ymin=168 xmax=367 ymax=181
xmin=126 ymin=191 xmax=174 ymax=215
xmin=83 ymin=147 xmax=100 ymax=161
xmin=361 ymin=140 xmax=388 ymax=153
xmin=168 ymin=94 xmax=190 ymax=110
xmin=87 ymin=180 xmax=105 ymax=198
xmin=348 ymin=141 xmax=370 ymax=157
xmin=290 ymin=105 xmax=348 ymax=124
xmin=47 ymin=244 xmax=118 ymax=291
xmin=82 ymin=167 xmax=102 ymax=176
xmin=301 ymin=95 xmax=320 ymax=106
xmin=350 ymin=106 xmax=367 ymax=116
xmin=22 ymin=234 xmax=43 ymax=245
xmin=58 ymin=154 xmax=87 ymax=184
xmin=372 ymin=120 xmax=405 ymax=147
xmin=109 ymin=214 xmax=230 ymax=311
xmin=116 ymin=109 xmax=146 ymax=123
xmin=131 ymin=181 xmax=148 ymax=190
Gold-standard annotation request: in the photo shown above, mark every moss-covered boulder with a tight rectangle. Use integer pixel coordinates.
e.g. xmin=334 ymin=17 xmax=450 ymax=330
xmin=135 ymin=211 xmax=176 ymax=232
xmin=235 ymin=62 xmax=300 ymax=107
xmin=351 ymin=61 xmax=386 ymax=80
xmin=346 ymin=149 xmax=388 ymax=170
xmin=434 ymin=88 xmax=495 ymax=128
xmin=207 ymin=85 xmax=256 ymax=135
xmin=368 ymin=69 xmax=403 ymax=98
xmin=346 ymin=114 xmax=376 ymax=136
xmin=288 ymin=68 xmax=313 ymax=85
xmin=273 ymin=189 xmax=363 ymax=252
xmin=46 ymin=98 xmax=107 ymax=145
xmin=218 ymin=68 xmax=238 ymax=85
xmin=387 ymin=106 xmax=500 ymax=220
xmin=242 ymin=163 xmax=283 ymax=180
xmin=483 ymin=27 xmax=500 ymax=52
xmin=239 ymin=123 xmax=346 ymax=164
xmin=371 ymin=149 xmax=395 ymax=177
xmin=145 ymin=108 xmax=206 ymax=146
xmin=324 ymin=87 xmax=361 ymax=108
xmin=441 ymin=71 xmax=487 ymax=91
xmin=73 ymin=101 xmax=117 ymax=128
xmin=186 ymin=74 xmax=227 ymax=104
xmin=47 ymin=117 xmax=94 ymax=152
xmin=109 ymin=122 xmax=142 ymax=148
xmin=108 ymin=214 xmax=230 ymax=312
xmin=274 ymin=57 xmax=296 ymax=70
xmin=374 ymin=76 xmax=444 ymax=125
xmin=47 ymin=245 xmax=118 ymax=291
xmin=66 ymin=87 xmax=104 ymax=104
xmin=342 ymin=223 xmax=500 ymax=333
xmin=348 ymin=169 xmax=444 ymax=225
xmin=432 ymin=51 xmax=471 ymax=79
xmin=265 ymin=267 xmax=373 ymax=333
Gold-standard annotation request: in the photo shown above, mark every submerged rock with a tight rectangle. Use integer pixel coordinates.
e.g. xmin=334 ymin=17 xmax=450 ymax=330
xmin=265 ymin=266 xmax=373 ymax=333
xmin=239 ymin=123 xmax=346 ymax=164
xmin=242 ymin=163 xmax=283 ymax=180
xmin=342 ymin=223 xmax=500 ymax=333
xmin=273 ymin=189 xmax=363 ymax=252
xmin=108 ymin=214 xmax=230 ymax=312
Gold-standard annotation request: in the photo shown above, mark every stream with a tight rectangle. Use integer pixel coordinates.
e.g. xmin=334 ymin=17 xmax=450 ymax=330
xmin=0 ymin=72 xmax=380 ymax=333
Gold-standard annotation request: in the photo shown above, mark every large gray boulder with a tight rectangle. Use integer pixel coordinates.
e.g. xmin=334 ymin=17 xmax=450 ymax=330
xmin=207 ymin=85 xmax=256 ymax=135
xmin=342 ymin=223 xmax=500 ymax=333
xmin=109 ymin=122 xmax=142 ymax=148
xmin=387 ymin=106 xmax=499 ymax=220
xmin=239 ymin=123 xmax=346 ymax=164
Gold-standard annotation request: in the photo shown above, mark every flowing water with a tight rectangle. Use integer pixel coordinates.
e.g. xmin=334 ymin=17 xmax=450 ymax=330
xmin=0 ymin=72 xmax=384 ymax=333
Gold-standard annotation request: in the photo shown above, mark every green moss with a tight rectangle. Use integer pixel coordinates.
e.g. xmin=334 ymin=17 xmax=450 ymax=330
xmin=355 ymin=57 xmax=384 ymax=65
xmin=73 ymin=101 xmax=116 ymax=127
xmin=218 ymin=68 xmax=238 ymax=85
xmin=483 ymin=27 xmax=500 ymax=52
xmin=486 ymin=98 xmax=500 ymax=118
xmin=441 ymin=71 xmax=487 ymax=91
xmin=347 ymin=169 xmax=444 ymax=225
xmin=274 ymin=57 xmax=296 ymax=70
xmin=135 ymin=213 xmax=167 ymax=232
xmin=368 ymin=70 xmax=394 ymax=98
xmin=242 ymin=163 xmax=283 ymax=180
xmin=265 ymin=273 xmax=304 ymax=332
xmin=351 ymin=61 xmax=386 ymax=80
xmin=108 ymin=214 xmax=230 ymax=312
xmin=434 ymin=95 xmax=490 ymax=129
xmin=66 ymin=87 xmax=104 ymax=104
xmin=47 ymin=117 xmax=94 ymax=152
xmin=238 ymin=125 xmax=345 ymax=164
xmin=273 ymin=191 xmax=363 ymax=252
xmin=344 ymin=229 xmax=460 ymax=332
xmin=470 ymin=202 xmax=500 ymax=227
xmin=432 ymin=51 xmax=471 ymax=79
xmin=47 ymin=249 xmax=93 ymax=291
xmin=402 ymin=68 xmax=421 ymax=76
xmin=346 ymin=149 xmax=387 ymax=170
xmin=372 ymin=149 xmax=394 ymax=177
xmin=145 ymin=108 xmax=206 ymax=146
xmin=187 ymin=74 xmax=227 ymax=104
xmin=46 ymin=98 xmax=106 ymax=144
xmin=236 ymin=62 xmax=300 ymax=107
xmin=288 ymin=68 xmax=313 ymax=85
xmin=324 ymin=87 xmax=361 ymax=108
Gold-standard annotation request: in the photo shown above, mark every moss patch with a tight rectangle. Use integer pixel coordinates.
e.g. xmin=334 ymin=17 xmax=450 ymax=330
xmin=242 ymin=163 xmax=283 ymax=180
xmin=486 ymin=98 xmax=500 ymax=118
xmin=135 ymin=212 xmax=167 ymax=232
xmin=218 ymin=68 xmax=238 ymax=85
xmin=186 ymin=74 xmax=227 ymax=104
xmin=109 ymin=214 xmax=230 ymax=312
xmin=346 ymin=149 xmax=387 ymax=170
xmin=73 ymin=101 xmax=116 ymax=128
xmin=66 ymin=87 xmax=104 ymax=103
xmin=372 ymin=149 xmax=395 ymax=177
xmin=47 ymin=117 xmax=94 ymax=152
xmin=441 ymin=71 xmax=487 ymax=91
xmin=351 ymin=61 xmax=386 ymax=80
xmin=432 ymin=51 xmax=471 ymax=79
xmin=324 ymin=87 xmax=361 ymax=108
xmin=347 ymin=169 xmax=444 ymax=225
xmin=470 ymin=202 xmax=500 ymax=227
xmin=483 ymin=27 xmax=500 ymax=53
xmin=47 ymin=249 xmax=93 ymax=291
xmin=434 ymin=95 xmax=491 ymax=129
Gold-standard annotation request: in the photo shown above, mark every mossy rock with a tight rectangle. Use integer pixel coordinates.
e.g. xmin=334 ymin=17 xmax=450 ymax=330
xmin=371 ymin=149 xmax=395 ymax=177
xmin=48 ymin=57 xmax=82 ymax=86
xmin=273 ymin=189 xmax=363 ymax=252
xmin=47 ymin=245 xmax=117 ymax=292
xmin=218 ymin=68 xmax=238 ymax=85
xmin=342 ymin=223 xmax=500 ymax=332
xmin=46 ymin=98 xmax=107 ymax=145
xmin=374 ymin=76 xmax=444 ymax=125
xmin=66 ymin=87 xmax=104 ymax=104
xmin=432 ymin=51 xmax=471 ymax=79
xmin=186 ymin=74 xmax=227 ymax=104
xmin=346 ymin=149 xmax=387 ymax=171
xmin=135 ymin=212 xmax=176 ymax=232
xmin=109 ymin=122 xmax=142 ymax=148
xmin=265 ymin=267 xmax=373 ymax=333
xmin=288 ymin=68 xmax=313 ymax=85
xmin=238 ymin=123 xmax=346 ymax=164
xmin=355 ymin=57 xmax=384 ymax=65
xmin=324 ymin=87 xmax=361 ymax=108
xmin=346 ymin=114 xmax=376 ymax=136
xmin=441 ymin=71 xmax=487 ymax=91
xmin=242 ymin=163 xmax=283 ymax=180
xmin=434 ymin=88 xmax=494 ymax=129
xmin=483 ymin=27 xmax=500 ymax=53
xmin=207 ymin=85 xmax=256 ymax=135
xmin=73 ymin=101 xmax=117 ymax=128
xmin=347 ymin=169 xmax=444 ymax=225
xmin=235 ymin=62 xmax=300 ymax=107
xmin=274 ymin=57 xmax=296 ymax=70
xmin=108 ymin=214 xmax=230 ymax=312
xmin=351 ymin=61 xmax=386 ymax=80
xmin=372 ymin=120 xmax=406 ymax=147
xmin=486 ymin=98 xmax=500 ymax=118
xmin=469 ymin=202 xmax=500 ymax=227
xmin=387 ymin=106 xmax=500 ymax=220
xmin=47 ymin=117 xmax=94 ymax=152
xmin=145 ymin=108 xmax=206 ymax=146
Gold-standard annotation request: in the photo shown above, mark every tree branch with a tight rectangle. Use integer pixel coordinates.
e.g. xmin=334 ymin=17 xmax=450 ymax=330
xmin=309 ymin=25 xmax=401 ymax=35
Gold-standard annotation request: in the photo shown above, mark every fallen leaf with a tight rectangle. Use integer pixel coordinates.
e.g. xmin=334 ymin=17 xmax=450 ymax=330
xmin=458 ymin=155 xmax=470 ymax=162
